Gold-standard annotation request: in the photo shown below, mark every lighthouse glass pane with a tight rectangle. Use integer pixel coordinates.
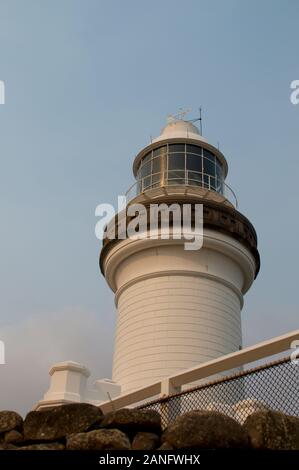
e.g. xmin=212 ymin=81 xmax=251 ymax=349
xmin=153 ymin=146 xmax=166 ymax=157
xmin=187 ymin=154 xmax=201 ymax=172
xmin=203 ymin=149 xmax=215 ymax=162
xmin=141 ymin=161 xmax=151 ymax=178
xmin=143 ymin=176 xmax=152 ymax=190
xmin=203 ymin=156 xmax=215 ymax=177
xmin=169 ymin=143 xmax=185 ymax=153
xmin=186 ymin=144 xmax=202 ymax=155
xmin=168 ymin=153 xmax=185 ymax=170
xmin=210 ymin=176 xmax=216 ymax=190
xmin=152 ymin=156 xmax=161 ymax=174
xmin=168 ymin=170 xmax=185 ymax=185
xmin=142 ymin=152 xmax=152 ymax=165
xmin=152 ymin=173 xmax=161 ymax=187
xmin=188 ymin=171 xmax=202 ymax=186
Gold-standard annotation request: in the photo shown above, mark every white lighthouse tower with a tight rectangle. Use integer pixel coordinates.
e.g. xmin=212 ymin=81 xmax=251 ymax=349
xmin=100 ymin=116 xmax=260 ymax=395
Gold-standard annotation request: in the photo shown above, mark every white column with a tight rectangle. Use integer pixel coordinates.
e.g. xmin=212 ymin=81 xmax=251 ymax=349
xmin=42 ymin=361 xmax=90 ymax=405
xmin=113 ymin=274 xmax=242 ymax=392
xmin=103 ymin=229 xmax=256 ymax=393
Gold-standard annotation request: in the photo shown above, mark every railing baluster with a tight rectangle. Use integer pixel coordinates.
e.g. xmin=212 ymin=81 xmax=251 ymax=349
xmin=125 ymin=171 xmax=238 ymax=208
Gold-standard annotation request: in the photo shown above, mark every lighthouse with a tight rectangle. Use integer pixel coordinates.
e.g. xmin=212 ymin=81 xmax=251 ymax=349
xmin=100 ymin=116 xmax=260 ymax=395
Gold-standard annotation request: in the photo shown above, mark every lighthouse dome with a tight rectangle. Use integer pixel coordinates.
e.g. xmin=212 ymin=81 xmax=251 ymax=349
xmin=153 ymin=120 xmax=208 ymax=144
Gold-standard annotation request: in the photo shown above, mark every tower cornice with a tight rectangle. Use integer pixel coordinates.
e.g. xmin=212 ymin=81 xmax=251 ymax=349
xmin=99 ymin=198 xmax=260 ymax=279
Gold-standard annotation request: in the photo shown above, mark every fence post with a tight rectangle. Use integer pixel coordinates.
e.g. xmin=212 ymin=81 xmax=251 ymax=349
xmin=160 ymin=379 xmax=181 ymax=427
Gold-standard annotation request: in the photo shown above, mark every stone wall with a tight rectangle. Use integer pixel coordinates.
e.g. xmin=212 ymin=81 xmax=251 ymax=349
xmin=0 ymin=404 xmax=298 ymax=450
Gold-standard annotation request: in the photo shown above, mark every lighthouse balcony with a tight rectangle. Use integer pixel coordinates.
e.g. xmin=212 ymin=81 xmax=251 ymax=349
xmin=129 ymin=142 xmax=237 ymax=207
xmin=125 ymin=170 xmax=238 ymax=208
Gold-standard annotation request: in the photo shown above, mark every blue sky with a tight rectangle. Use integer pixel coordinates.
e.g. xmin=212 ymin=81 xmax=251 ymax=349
xmin=0 ymin=0 xmax=298 ymax=413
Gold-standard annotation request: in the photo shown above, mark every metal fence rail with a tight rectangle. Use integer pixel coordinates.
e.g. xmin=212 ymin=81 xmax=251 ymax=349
xmin=98 ymin=331 xmax=299 ymax=415
xmin=138 ymin=358 xmax=299 ymax=427
xmin=125 ymin=172 xmax=238 ymax=208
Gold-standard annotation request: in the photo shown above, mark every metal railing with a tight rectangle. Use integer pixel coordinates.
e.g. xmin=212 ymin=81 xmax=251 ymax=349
xmin=138 ymin=357 xmax=298 ymax=427
xmin=99 ymin=330 xmax=299 ymax=419
xmin=125 ymin=171 xmax=238 ymax=208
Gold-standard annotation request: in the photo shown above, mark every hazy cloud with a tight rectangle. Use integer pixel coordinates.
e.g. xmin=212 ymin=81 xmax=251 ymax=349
xmin=0 ymin=307 xmax=114 ymax=416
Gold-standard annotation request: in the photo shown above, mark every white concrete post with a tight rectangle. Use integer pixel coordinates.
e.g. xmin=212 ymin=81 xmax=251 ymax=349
xmin=42 ymin=361 xmax=90 ymax=405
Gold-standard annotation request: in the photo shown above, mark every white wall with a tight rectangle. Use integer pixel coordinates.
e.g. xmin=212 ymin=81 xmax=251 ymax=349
xmin=104 ymin=230 xmax=256 ymax=393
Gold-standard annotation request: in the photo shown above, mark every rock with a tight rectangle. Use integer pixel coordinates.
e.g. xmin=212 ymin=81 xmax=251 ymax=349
xmin=243 ymin=410 xmax=299 ymax=450
xmin=18 ymin=443 xmax=65 ymax=450
xmin=4 ymin=430 xmax=23 ymax=444
xmin=205 ymin=402 xmax=236 ymax=419
xmin=24 ymin=403 xmax=103 ymax=441
xmin=162 ymin=410 xmax=249 ymax=449
xmin=158 ymin=441 xmax=174 ymax=450
xmin=0 ymin=443 xmax=17 ymax=450
xmin=0 ymin=411 xmax=23 ymax=433
xmin=132 ymin=432 xmax=160 ymax=450
xmin=101 ymin=409 xmax=161 ymax=435
xmin=233 ymin=399 xmax=269 ymax=424
xmin=67 ymin=429 xmax=131 ymax=450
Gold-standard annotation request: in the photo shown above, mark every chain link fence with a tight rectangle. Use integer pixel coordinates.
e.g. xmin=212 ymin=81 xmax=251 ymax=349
xmin=138 ymin=358 xmax=299 ymax=427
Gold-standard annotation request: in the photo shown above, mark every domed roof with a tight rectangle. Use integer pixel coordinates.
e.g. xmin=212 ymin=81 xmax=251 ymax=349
xmin=132 ymin=117 xmax=228 ymax=178
xmin=153 ymin=120 xmax=208 ymax=144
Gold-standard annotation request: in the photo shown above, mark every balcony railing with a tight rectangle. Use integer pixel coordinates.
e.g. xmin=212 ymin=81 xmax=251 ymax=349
xmin=99 ymin=329 xmax=299 ymax=420
xmin=125 ymin=170 xmax=238 ymax=208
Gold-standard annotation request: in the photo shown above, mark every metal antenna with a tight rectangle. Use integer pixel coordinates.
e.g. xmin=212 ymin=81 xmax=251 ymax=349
xmin=187 ymin=106 xmax=203 ymax=135
xmin=199 ymin=107 xmax=202 ymax=135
